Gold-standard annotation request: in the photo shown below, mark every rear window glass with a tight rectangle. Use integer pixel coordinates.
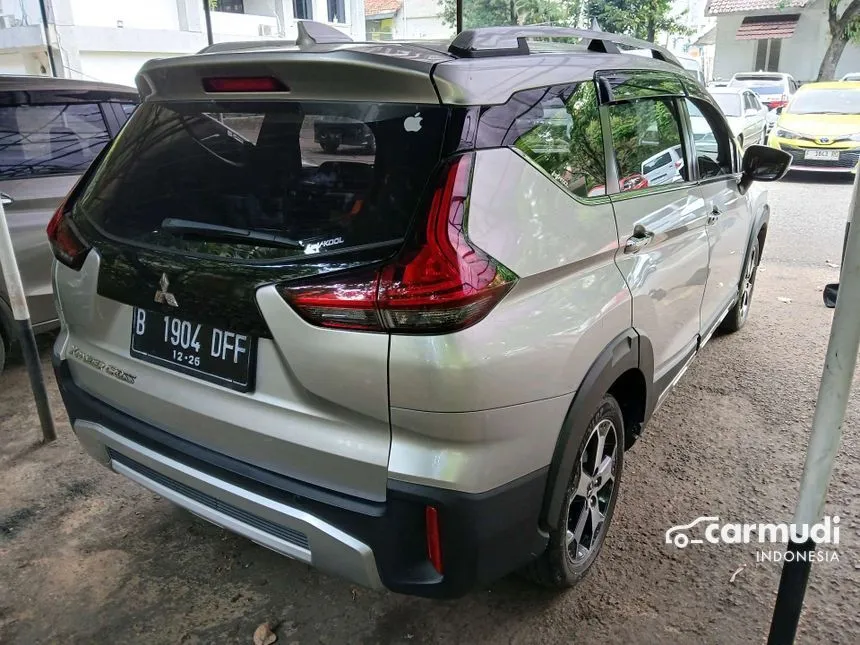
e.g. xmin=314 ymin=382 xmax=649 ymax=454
xmin=642 ymin=152 xmax=672 ymax=174
xmin=0 ymin=103 xmax=110 ymax=179
xmin=74 ymin=100 xmax=448 ymax=261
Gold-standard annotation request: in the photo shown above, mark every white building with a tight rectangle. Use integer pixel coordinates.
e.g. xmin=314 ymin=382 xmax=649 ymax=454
xmin=0 ymin=0 xmax=367 ymax=87
xmin=707 ymin=0 xmax=860 ymax=82
xmin=365 ymin=0 xmax=450 ymax=42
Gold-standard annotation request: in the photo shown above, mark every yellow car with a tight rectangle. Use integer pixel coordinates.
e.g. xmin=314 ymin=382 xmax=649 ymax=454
xmin=768 ymin=81 xmax=860 ymax=174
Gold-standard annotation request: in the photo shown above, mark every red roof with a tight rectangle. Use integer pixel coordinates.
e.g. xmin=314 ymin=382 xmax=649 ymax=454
xmin=365 ymin=0 xmax=402 ymax=17
xmin=736 ymin=14 xmax=800 ymax=39
xmin=706 ymin=0 xmax=810 ymax=15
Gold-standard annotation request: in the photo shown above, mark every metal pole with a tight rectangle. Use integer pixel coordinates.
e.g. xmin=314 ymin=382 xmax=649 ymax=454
xmin=203 ymin=0 xmax=214 ymax=46
xmin=0 ymin=203 xmax=56 ymax=443
xmin=456 ymin=0 xmax=463 ymax=34
xmin=37 ymin=0 xmax=57 ymax=77
xmin=767 ymin=170 xmax=860 ymax=644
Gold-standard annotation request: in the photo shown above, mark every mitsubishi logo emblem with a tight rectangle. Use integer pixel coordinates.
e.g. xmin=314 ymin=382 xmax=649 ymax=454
xmin=154 ymin=273 xmax=178 ymax=307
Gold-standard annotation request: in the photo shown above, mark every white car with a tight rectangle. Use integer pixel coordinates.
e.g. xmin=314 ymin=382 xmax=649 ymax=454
xmin=641 ymin=145 xmax=685 ymax=185
xmin=841 ymin=73 xmax=860 ymax=82
xmin=728 ymin=72 xmax=798 ymax=111
xmin=707 ymin=86 xmax=768 ymax=147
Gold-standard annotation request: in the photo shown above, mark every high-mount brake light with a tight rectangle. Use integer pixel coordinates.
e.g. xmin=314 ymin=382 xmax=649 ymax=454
xmin=280 ymin=154 xmax=518 ymax=334
xmin=202 ymin=76 xmax=288 ymax=93
xmin=46 ymin=199 xmax=90 ymax=270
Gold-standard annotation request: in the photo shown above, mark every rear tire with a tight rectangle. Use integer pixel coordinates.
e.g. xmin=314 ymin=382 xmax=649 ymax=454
xmin=524 ymin=394 xmax=624 ymax=589
xmin=720 ymin=236 xmax=760 ymax=333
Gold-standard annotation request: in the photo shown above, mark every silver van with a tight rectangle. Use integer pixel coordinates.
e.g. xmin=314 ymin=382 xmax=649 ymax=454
xmin=50 ymin=23 xmax=791 ymax=598
xmin=0 ymin=75 xmax=137 ymax=373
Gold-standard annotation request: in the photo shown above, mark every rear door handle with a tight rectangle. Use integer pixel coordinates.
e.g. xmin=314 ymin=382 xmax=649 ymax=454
xmin=0 ymin=193 xmax=12 ymax=206
xmin=624 ymin=224 xmax=654 ymax=254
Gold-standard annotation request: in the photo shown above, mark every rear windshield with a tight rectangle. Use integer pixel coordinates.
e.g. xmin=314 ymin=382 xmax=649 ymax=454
xmin=729 ymin=79 xmax=783 ymax=95
xmin=73 ymin=100 xmax=448 ymax=261
xmin=643 ymin=152 xmax=672 ymax=174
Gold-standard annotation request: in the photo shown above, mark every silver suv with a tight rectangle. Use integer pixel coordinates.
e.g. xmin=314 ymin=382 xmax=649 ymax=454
xmin=0 ymin=75 xmax=137 ymax=374
xmin=50 ymin=23 xmax=791 ymax=598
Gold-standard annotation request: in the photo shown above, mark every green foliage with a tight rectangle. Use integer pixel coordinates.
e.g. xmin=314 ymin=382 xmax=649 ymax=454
xmin=586 ymin=0 xmax=693 ymax=41
xmin=440 ymin=0 xmax=585 ymax=30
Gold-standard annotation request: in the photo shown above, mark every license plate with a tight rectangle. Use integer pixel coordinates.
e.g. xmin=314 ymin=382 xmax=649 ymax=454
xmin=804 ymin=150 xmax=840 ymax=161
xmin=130 ymin=308 xmax=256 ymax=392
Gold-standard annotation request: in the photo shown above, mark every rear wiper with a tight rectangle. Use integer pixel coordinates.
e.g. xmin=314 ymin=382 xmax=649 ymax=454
xmin=160 ymin=218 xmax=304 ymax=250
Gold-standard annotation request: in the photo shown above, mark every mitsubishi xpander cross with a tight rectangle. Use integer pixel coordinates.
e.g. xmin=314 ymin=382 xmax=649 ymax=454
xmin=50 ymin=23 xmax=792 ymax=598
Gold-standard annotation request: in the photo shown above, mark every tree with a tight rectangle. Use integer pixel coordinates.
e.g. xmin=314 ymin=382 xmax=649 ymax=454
xmin=440 ymin=0 xmax=585 ymax=30
xmin=817 ymin=0 xmax=860 ymax=80
xmin=585 ymin=0 xmax=691 ymax=42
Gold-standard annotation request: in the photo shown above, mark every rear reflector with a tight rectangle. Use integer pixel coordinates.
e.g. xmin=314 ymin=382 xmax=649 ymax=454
xmin=202 ymin=76 xmax=288 ymax=93
xmin=279 ymin=154 xmax=517 ymax=334
xmin=425 ymin=506 xmax=443 ymax=574
xmin=46 ymin=202 xmax=89 ymax=270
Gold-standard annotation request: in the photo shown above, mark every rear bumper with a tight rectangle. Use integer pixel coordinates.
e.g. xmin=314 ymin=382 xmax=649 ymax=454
xmin=54 ymin=359 xmax=549 ymax=598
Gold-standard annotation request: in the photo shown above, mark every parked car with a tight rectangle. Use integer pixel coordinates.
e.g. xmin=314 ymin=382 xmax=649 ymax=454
xmin=49 ymin=22 xmax=791 ymax=599
xmin=768 ymin=81 xmax=860 ymax=173
xmin=728 ymin=72 xmax=799 ymax=111
xmin=0 ymin=75 xmax=137 ymax=375
xmin=707 ymin=86 xmax=768 ymax=147
xmin=641 ymin=145 xmax=684 ymax=184
xmin=840 ymin=73 xmax=860 ymax=82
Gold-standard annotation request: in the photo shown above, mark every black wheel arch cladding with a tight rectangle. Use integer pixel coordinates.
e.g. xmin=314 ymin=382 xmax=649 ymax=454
xmin=540 ymin=328 xmax=653 ymax=531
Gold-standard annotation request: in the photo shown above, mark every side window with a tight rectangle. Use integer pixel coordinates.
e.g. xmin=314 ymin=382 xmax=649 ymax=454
xmin=119 ymin=103 xmax=137 ymax=123
xmin=0 ymin=103 xmax=110 ymax=179
xmin=606 ymin=98 xmax=686 ymax=193
xmin=511 ymin=82 xmax=606 ymax=199
xmin=743 ymin=93 xmax=754 ymax=111
xmin=684 ymin=99 xmax=735 ymax=180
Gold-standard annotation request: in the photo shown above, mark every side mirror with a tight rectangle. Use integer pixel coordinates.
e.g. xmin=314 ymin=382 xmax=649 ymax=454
xmin=738 ymin=144 xmax=793 ymax=194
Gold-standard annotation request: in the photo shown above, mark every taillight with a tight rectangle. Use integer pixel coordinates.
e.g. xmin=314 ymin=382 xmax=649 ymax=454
xmin=280 ymin=154 xmax=517 ymax=334
xmin=425 ymin=506 xmax=443 ymax=574
xmin=46 ymin=201 xmax=89 ymax=270
xmin=202 ymin=76 xmax=288 ymax=92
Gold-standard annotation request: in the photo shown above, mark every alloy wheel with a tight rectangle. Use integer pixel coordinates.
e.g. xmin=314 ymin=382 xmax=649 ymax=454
xmin=566 ymin=418 xmax=619 ymax=565
xmin=740 ymin=243 xmax=758 ymax=321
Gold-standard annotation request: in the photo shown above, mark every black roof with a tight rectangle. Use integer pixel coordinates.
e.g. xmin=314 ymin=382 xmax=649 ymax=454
xmin=0 ymin=74 xmax=137 ymax=96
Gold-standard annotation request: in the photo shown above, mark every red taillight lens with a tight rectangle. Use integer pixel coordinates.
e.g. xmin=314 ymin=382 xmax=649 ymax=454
xmin=425 ymin=506 xmax=443 ymax=574
xmin=280 ymin=154 xmax=517 ymax=334
xmin=279 ymin=268 xmax=382 ymax=331
xmin=46 ymin=203 xmax=89 ymax=270
xmin=202 ymin=76 xmax=288 ymax=93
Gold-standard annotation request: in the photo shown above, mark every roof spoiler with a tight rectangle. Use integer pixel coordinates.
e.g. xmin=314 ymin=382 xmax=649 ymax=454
xmin=447 ymin=26 xmax=683 ymax=69
xmin=197 ymin=20 xmax=352 ymax=54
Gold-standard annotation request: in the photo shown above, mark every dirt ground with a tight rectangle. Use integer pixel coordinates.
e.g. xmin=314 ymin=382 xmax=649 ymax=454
xmin=1 ymin=175 xmax=859 ymax=644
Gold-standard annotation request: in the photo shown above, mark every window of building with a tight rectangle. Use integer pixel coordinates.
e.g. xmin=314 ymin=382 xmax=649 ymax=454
xmin=508 ymin=82 xmax=606 ymax=199
xmin=685 ymin=99 xmax=735 ymax=179
xmin=754 ymin=39 xmax=781 ymax=72
xmin=0 ymin=103 xmax=110 ymax=179
xmin=294 ymin=0 xmax=312 ymax=20
xmin=327 ymin=0 xmax=346 ymax=23
xmin=211 ymin=0 xmax=244 ymax=13
xmin=606 ymin=98 xmax=686 ymax=193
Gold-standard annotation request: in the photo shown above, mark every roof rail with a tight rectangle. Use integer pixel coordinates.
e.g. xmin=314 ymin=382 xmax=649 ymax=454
xmin=197 ymin=20 xmax=352 ymax=54
xmin=447 ymin=26 xmax=683 ymax=69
